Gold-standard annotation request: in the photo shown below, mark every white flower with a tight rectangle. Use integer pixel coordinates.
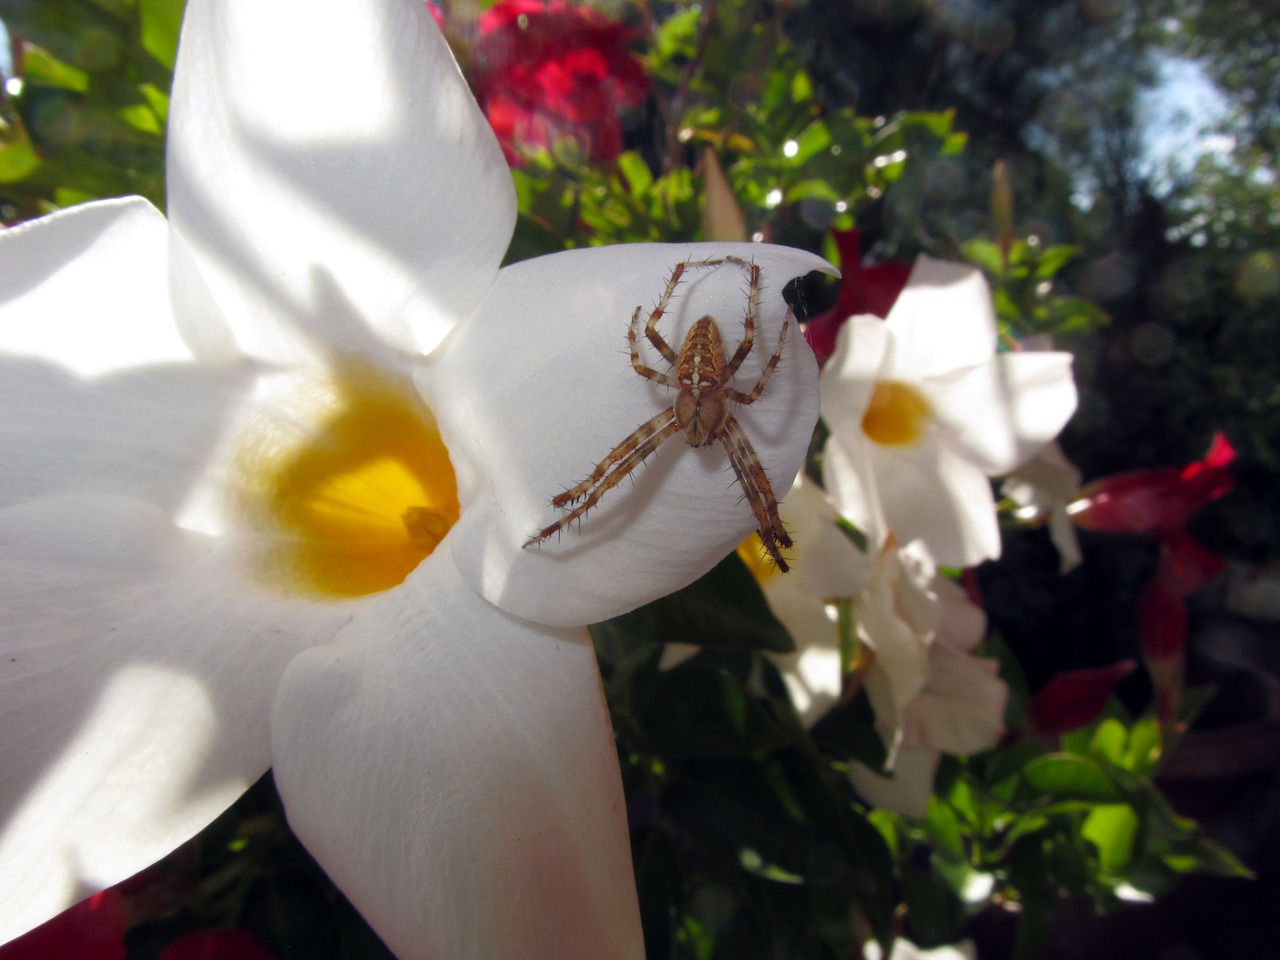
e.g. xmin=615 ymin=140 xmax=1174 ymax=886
xmin=820 ymin=256 xmax=1078 ymax=567
xmin=848 ymin=571 xmax=1006 ymax=818
xmin=0 ymin=1 xmax=830 ymax=954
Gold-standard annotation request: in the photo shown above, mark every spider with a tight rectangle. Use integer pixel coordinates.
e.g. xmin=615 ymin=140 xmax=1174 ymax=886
xmin=523 ymin=255 xmax=794 ymax=571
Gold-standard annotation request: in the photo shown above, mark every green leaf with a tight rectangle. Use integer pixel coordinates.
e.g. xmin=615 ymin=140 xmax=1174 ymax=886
xmin=1021 ymin=754 xmax=1122 ymax=803
xmin=617 ymin=151 xmax=654 ymax=198
xmin=963 ymin=238 xmax=1004 ymax=275
xmin=22 ymin=45 xmax=90 ymax=92
xmin=1082 ymin=803 xmax=1138 ymax=873
xmin=139 ymin=0 xmax=185 ymax=69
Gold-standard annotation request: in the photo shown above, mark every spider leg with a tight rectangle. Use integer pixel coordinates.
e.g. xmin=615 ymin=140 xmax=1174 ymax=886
xmin=524 ymin=409 xmax=682 ymax=547
xmin=641 ymin=263 xmax=684 ymax=365
xmin=719 ymin=413 xmax=792 ymax=571
xmin=629 ymin=306 xmax=679 ymax=386
xmin=723 ymin=304 xmax=792 ymax=406
xmin=722 ymin=261 xmax=762 ymax=380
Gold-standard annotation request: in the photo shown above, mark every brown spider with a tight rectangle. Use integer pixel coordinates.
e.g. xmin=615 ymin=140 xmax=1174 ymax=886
xmin=523 ymin=256 xmax=794 ymax=571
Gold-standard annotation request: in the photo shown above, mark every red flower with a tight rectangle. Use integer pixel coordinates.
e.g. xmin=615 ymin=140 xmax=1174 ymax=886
xmin=1070 ymin=432 xmax=1235 ymax=536
xmin=0 ymin=892 xmax=127 ymax=960
xmin=472 ymin=0 xmax=650 ymax=165
xmin=1071 ymin=434 xmax=1236 ymax=725
xmin=801 ymin=229 xmax=912 ymax=364
xmin=1027 ymin=659 xmax=1137 ymax=736
xmin=159 ymin=929 xmax=277 ymax=960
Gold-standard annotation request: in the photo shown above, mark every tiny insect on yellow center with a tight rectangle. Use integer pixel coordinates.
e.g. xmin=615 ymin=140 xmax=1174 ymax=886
xmin=234 ymin=364 xmax=460 ymax=598
xmin=861 ymin=379 xmax=933 ymax=447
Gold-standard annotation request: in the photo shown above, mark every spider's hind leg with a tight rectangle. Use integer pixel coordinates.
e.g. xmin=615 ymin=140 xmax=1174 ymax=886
xmin=719 ymin=413 xmax=792 ymax=571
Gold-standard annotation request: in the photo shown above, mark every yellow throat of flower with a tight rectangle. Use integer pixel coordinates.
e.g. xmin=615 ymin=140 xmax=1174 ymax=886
xmin=860 ymin=379 xmax=933 ymax=447
xmin=237 ymin=365 xmax=460 ymax=599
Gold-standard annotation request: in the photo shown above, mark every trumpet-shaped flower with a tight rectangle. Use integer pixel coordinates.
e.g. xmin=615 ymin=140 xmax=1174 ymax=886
xmin=820 ymin=256 xmax=1078 ymax=567
xmin=0 ymin=1 xmax=829 ymax=955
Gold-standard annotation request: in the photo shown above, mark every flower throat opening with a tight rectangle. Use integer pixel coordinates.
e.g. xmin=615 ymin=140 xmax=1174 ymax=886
xmin=239 ymin=367 xmax=460 ymax=599
xmin=861 ymin=380 xmax=933 ymax=448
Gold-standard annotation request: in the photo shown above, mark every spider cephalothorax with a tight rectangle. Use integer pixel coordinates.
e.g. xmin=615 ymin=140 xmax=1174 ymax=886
xmin=524 ymin=256 xmax=795 ymax=570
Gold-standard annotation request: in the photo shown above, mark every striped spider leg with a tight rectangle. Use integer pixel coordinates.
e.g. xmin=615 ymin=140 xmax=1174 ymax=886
xmin=523 ymin=256 xmax=795 ymax=571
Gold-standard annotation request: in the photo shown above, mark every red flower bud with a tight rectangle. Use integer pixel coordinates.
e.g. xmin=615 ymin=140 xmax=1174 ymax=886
xmin=1027 ymin=659 xmax=1138 ymax=736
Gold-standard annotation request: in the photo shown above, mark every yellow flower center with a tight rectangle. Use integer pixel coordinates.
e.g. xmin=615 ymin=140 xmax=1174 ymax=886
xmin=236 ymin=365 xmax=460 ymax=598
xmin=860 ymin=380 xmax=933 ymax=447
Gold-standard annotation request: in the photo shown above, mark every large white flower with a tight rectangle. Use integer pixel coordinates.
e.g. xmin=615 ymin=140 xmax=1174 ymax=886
xmin=820 ymin=257 xmax=1077 ymax=567
xmin=0 ymin=1 xmax=830 ymax=955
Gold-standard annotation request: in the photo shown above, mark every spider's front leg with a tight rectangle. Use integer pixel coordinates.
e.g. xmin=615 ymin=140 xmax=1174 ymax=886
xmin=524 ymin=408 xmax=682 ymax=547
xmin=719 ymin=413 xmax=792 ymax=571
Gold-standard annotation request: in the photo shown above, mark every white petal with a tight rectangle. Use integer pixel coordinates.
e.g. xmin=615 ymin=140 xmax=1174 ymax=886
xmin=271 ymin=549 xmax=642 ymax=960
xmin=903 ymin=645 xmax=1006 ymax=756
xmin=0 ymin=496 xmax=344 ymax=944
xmin=768 ymin=595 xmax=843 ymax=726
xmin=0 ymin=354 xmax=251 ymax=516
xmin=167 ymin=0 xmax=515 ymax=362
xmin=819 ymin=314 xmax=893 ymax=436
xmin=871 ymin=436 xmax=1002 ymax=567
xmin=0 ymin=198 xmax=195 ymax=377
xmin=771 ymin=476 xmax=871 ymax=600
xmin=822 ymin=432 xmax=888 ymax=548
xmin=932 ymin=576 xmax=987 ymax=654
xmin=858 ymin=554 xmax=932 ymax=762
xmin=430 ymin=242 xmax=834 ymax=626
xmin=848 ymin=747 xmax=940 ymax=819
xmin=930 ymin=352 xmax=1076 ymax=475
xmin=884 ymin=257 xmax=996 ymax=379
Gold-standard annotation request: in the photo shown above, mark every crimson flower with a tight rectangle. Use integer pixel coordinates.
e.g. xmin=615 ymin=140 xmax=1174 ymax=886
xmin=472 ymin=0 xmax=649 ymax=165
xmin=1027 ymin=659 xmax=1138 ymax=736
xmin=1069 ymin=432 xmax=1235 ymax=536
xmin=1070 ymin=433 xmax=1236 ymax=724
xmin=802 ymin=229 xmax=912 ymax=364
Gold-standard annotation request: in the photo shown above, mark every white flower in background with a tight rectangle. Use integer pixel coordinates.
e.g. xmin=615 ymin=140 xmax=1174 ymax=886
xmin=1003 ymin=440 xmax=1084 ymax=572
xmin=0 ymin=1 xmax=829 ymax=955
xmin=849 ymin=571 xmax=1006 ymax=818
xmin=820 ymin=256 xmax=1078 ymax=567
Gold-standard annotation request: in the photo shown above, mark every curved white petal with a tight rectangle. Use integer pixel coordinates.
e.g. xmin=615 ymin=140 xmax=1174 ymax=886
xmin=430 ymin=242 xmax=834 ymax=626
xmin=873 ymin=436 xmax=1002 ymax=568
xmin=903 ymin=644 xmax=1006 ymax=756
xmin=884 ymin=257 xmax=996 ymax=379
xmin=819 ymin=314 xmax=892 ymax=433
xmin=848 ymin=747 xmax=940 ymax=819
xmin=167 ymin=0 xmax=515 ymax=362
xmin=858 ymin=554 xmax=931 ymax=763
xmin=271 ymin=549 xmax=642 ymax=960
xmin=0 ymin=355 xmax=251 ymax=515
xmin=933 ymin=576 xmax=987 ymax=654
xmin=822 ymin=433 xmax=888 ymax=548
xmin=0 ymin=199 xmax=194 ymax=376
xmin=930 ymin=352 xmax=1076 ymax=475
xmin=0 ymin=496 xmax=344 ymax=944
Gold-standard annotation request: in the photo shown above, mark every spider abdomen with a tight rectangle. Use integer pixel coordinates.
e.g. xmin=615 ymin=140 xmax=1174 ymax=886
xmin=675 ymin=391 xmax=729 ymax=447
